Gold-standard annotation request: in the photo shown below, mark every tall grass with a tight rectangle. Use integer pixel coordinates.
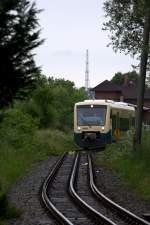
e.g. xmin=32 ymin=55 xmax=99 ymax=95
xmin=0 ymin=128 xmax=76 ymax=224
xmin=95 ymin=130 xmax=150 ymax=200
xmin=0 ymin=129 xmax=75 ymax=190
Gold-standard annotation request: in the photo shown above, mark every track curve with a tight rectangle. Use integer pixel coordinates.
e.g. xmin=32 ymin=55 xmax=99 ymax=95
xmin=41 ymin=151 xmax=150 ymax=225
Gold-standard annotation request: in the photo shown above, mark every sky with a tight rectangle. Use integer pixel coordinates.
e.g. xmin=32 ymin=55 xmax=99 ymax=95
xmin=34 ymin=0 xmax=137 ymax=88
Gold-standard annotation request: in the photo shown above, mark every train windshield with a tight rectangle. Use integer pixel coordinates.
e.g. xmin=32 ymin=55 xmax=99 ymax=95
xmin=77 ymin=105 xmax=107 ymax=126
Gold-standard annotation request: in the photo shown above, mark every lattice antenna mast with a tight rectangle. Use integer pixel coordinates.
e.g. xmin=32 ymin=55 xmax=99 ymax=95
xmin=85 ymin=49 xmax=90 ymax=92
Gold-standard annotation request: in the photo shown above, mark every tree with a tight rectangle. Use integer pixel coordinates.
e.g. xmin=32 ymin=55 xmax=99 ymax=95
xmin=111 ymin=72 xmax=123 ymax=85
xmin=103 ymin=0 xmax=149 ymax=58
xmin=111 ymin=71 xmax=138 ymax=85
xmin=48 ymin=77 xmax=86 ymax=128
xmin=134 ymin=6 xmax=150 ymax=149
xmin=20 ymin=76 xmax=86 ymax=129
xmin=146 ymin=71 xmax=150 ymax=88
xmin=103 ymin=0 xmax=150 ymax=149
xmin=0 ymin=0 xmax=43 ymax=108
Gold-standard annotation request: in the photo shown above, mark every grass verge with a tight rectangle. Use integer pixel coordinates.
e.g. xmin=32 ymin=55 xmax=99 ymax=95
xmin=0 ymin=128 xmax=76 ymax=223
xmin=95 ymin=130 xmax=150 ymax=201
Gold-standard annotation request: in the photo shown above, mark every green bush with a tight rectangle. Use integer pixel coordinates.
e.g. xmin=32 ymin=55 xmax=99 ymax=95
xmin=0 ymin=191 xmax=9 ymax=218
xmin=0 ymin=184 xmax=20 ymax=221
xmin=16 ymin=78 xmax=86 ymax=129
xmin=23 ymin=86 xmax=57 ymax=128
xmin=0 ymin=108 xmax=38 ymax=151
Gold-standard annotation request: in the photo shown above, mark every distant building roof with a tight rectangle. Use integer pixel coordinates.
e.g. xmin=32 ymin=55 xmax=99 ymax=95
xmin=92 ymin=80 xmax=122 ymax=92
xmin=92 ymin=79 xmax=150 ymax=100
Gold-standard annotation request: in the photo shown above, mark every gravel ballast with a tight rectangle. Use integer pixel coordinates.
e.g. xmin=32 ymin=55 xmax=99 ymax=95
xmin=7 ymin=156 xmax=58 ymax=225
xmin=93 ymin=153 xmax=150 ymax=220
xmin=7 ymin=153 xmax=150 ymax=225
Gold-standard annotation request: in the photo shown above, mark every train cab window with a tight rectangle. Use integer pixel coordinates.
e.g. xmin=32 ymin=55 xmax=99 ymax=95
xmin=77 ymin=105 xmax=107 ymax=126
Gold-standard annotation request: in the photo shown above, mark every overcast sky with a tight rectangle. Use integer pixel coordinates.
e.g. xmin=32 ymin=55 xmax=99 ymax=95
xmin=34 ymin=0 xmax=137 ymax=88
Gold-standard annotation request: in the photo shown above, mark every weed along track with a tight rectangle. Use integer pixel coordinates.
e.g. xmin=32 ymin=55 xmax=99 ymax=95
xmin=41 ymin=152 xmax=150 ymax=225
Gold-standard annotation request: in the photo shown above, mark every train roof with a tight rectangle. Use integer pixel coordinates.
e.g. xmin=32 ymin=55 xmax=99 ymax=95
xmin=75 ymin=99 xmax=135 ymax=111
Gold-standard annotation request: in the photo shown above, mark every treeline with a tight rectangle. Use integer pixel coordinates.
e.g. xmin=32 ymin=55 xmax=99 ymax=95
xmin=111 ymin=71 xmax=138 ymax=85
xmin=0 ymin=75 xmax=86 ymax=130
xmin=111 ymin=71 xmax=150 ymax=89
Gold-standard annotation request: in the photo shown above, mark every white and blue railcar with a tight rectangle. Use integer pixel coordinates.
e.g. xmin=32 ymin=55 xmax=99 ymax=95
xmin=74 ymin=99 xmax=135 ymax=149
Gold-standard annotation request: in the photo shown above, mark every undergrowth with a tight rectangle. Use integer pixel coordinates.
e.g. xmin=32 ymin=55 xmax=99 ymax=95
xmin=0 ymin=109 xmax=76 ymax=223
xmin=0 ymin=128 xmax=75 ymax=224
xmin=0 ymin=77 xmax=85 ymax=223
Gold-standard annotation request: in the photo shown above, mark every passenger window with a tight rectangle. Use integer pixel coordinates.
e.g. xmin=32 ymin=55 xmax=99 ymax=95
xmin=111 ymin=115 xmax=116 ymax=131
xmin=132 ymin=117 xmax=135 ymax=127
xmin=111 ymin=112 xmax=120 ymax=130
xmin=120 ymin=118 xmax=129 ymax=131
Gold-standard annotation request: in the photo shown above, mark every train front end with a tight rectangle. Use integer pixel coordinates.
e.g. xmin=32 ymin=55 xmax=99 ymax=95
xmin=74 ymin=100 xmax=111 ymax=149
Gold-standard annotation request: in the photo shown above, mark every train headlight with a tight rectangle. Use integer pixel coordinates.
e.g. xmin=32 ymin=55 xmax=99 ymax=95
xmin=101 ymin=126 xmax=105 ymax=131
xmin=77 ymin=126 xmax=81 ymax=130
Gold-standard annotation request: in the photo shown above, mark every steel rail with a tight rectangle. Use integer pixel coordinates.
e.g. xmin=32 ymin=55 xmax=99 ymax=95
xmin=41 ymin=152 xmax=74 ymax=225
xmin=88 ymin=153 xmax=150 ymax=225
xmin=69 ymin=152 xmax=117 ymax=225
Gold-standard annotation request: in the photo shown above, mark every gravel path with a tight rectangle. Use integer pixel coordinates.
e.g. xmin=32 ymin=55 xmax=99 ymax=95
xmin=7 ymin=152 xmax=150 ymax=225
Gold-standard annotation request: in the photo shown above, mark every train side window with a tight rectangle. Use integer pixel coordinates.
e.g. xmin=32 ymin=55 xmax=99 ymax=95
xmin=111 ymin=114 xmax=120 ymax=130
xmin=120 ymin=117 xmax=130 ymax=131
xmin=132 ymin=117 xmax=135 ymax=127
xmin=111 ymin=115 xmax=116 ymax=131
xmin=116 ymin=112 xmax=120 ymax=128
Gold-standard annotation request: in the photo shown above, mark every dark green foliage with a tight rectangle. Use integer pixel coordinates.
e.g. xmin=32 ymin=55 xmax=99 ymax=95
xmin=23 ymin=85 xmax=57 ymax=128
xmin=0 ymin=108 xmax=38 ymax=150
xmin=0 ymin=76 xmax=86 ymax=221
xmin=103 ymin=0 xmax=150 ymax=67
xmin=111 ymin=71 xmax=138 ymax=85
xmin=127 ymin=71 xmax=139 ymax=82
xmin=0 ymin=0 xmax=43 ymax=108
xmin=0 ymin=191 xmax=7 ymax=218
xmin=103 ymin=0 xmax=146 ymax=55
xmin=111 ymin=72 xmax=124 ymax=85
xmin=48 ymin=78 xmax=87 ymax=129
xmin=0 ymin=185 xmax=20 ymax=220
xmin=146 ymin=72 xmax=150 ymax=88
xmin=20 ymin=77 xmax=86 ymax=129
xmin=50 ymin=78 xmax=86 ymax=129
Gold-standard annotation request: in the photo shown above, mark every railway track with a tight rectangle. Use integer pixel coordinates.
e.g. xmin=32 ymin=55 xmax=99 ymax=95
xmin=41 ymin=152 xmax=150 ymax=225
